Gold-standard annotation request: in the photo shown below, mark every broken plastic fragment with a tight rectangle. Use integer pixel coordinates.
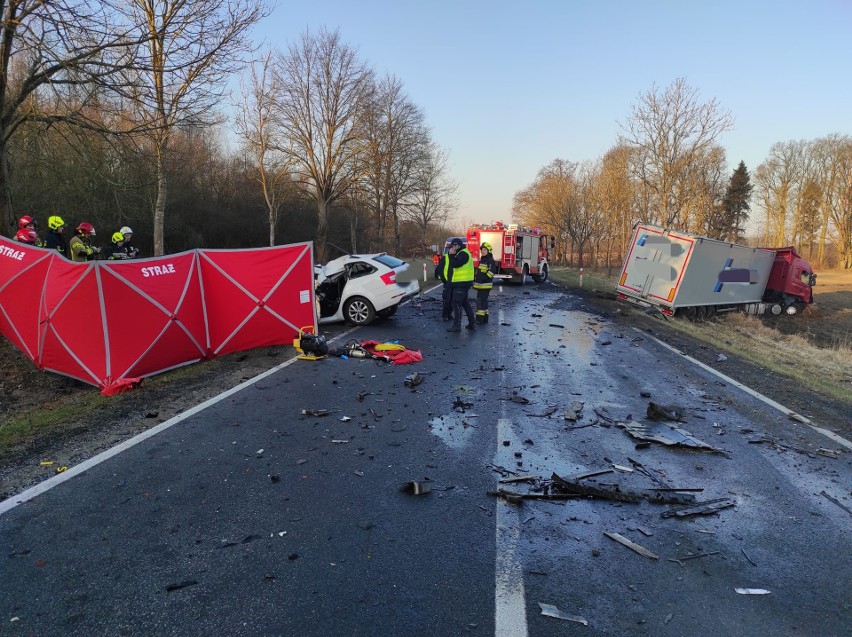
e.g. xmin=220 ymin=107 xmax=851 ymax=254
xmin=538 ymin=603 xmax=588 ymax=625
xmin=339 ymin=416 xmax=352 ymax=422
xmin=735 ymin=588 xmax=770 ymax=595
xmin=400 ymin=481 xmax=432 ymax=495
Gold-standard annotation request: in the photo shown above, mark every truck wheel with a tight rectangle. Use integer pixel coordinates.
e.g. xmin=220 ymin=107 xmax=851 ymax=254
xmin=532 ymin=265 xmax=548 ymax=283
xmin=519 ymin=265 xmax=529 ymax=285
xmin=343 ymin=296 xmax=375 ymax=325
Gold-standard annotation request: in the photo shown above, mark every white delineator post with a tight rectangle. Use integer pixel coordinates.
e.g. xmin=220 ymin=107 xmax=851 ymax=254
xmin=579 ymin=267 xmax=584 ymax=287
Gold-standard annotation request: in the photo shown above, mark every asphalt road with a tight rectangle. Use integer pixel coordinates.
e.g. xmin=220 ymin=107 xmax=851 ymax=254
xmin=1 ymin=282 xmax=850 ymax=636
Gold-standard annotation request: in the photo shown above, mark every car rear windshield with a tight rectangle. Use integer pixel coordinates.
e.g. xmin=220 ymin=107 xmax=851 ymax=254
xmin=373 ymin=254 xmax=405 ymax=269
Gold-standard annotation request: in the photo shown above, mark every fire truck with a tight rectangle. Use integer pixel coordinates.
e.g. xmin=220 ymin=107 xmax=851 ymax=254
xmin=466 ymin=222 xmax=553 ymax=284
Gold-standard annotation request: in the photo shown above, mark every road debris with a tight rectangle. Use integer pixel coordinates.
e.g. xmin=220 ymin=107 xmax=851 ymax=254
xmin=404 ymin=372 xmax=423 ymax=387
xmin=603 ymin=531 xmax=659 ymax=559
xmin=741 ymin=548 xmax=757 ymax=566
xmin=400 ymin=481 xmax=432 ymax=495
xmin=550 ymin=472 xmax=640 ymax=503
xmin=548 ymin=324 xmax=565 ymax=329
xmin=538 ymin=603 xmax=588 ymax=625
xmin=661 ymin=497 xmax=736 ymax=518
xmin=564 ymin=401 xmax=585 ymax=421
xmin=735 ymin=588 xmax=770 ymax=595
xmin=165 ymin=580 xmax=198 ymax=592
xmin=646 ymin=402 xmax=685 ymax=421
xmin=339 ymin=416 xmax=351 ymax=422
xmin=301 ymin=408 xmax=330 ymax=417
xmin=453 ymin=397 xmax=474 ymax=412
xmin=528 ymin=405 xmax=558 ymax=417
xmin=620 ymin=420 xmax=719 ymax=452
xmin=820 ymin=490 xmax=852 ymax=515
xmin=502 ymin=395 xmax=531 ymax=404
xmin=815 ymin=448 xmax=842 ymax=459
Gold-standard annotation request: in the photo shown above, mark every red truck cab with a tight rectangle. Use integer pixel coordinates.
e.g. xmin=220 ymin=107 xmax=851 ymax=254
xmin=762 ymin=246 xmax=816 ymax=309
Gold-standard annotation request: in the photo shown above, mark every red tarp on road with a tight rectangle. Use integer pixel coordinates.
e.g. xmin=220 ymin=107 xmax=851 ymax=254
xmin=0 ymin=238 xmax=316 ymax=394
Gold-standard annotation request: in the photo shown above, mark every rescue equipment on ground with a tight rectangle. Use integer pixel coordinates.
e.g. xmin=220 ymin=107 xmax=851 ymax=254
xmin=293 ymin=325 xmax=329 ymax=360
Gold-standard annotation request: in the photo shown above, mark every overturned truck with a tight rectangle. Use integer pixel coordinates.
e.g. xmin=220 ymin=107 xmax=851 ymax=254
xmin=616 ymin=223 xmax=816 ymax=318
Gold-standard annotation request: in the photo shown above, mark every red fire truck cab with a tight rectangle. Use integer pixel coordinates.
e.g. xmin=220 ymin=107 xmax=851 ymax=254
xmin=466 ymin=222 xmax=553 ymax=284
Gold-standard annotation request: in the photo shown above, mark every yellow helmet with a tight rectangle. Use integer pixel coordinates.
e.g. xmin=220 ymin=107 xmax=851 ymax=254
xmin=48 ymin=215 xmax=65 ymax=230
xmin=112 ymin=231 xmax=125 ymax=244
xmin=480 ymin=242 xmax=492 ymax=252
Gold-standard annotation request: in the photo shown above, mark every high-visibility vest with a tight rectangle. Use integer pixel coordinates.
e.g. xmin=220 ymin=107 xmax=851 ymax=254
xmin=450 ymin=249 xmax=474 ymax=283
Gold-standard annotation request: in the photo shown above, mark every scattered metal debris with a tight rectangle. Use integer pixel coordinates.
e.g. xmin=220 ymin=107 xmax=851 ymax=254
xmin=661 ymin=497 xmax=735 ymax=518
xmin=528 ymin=405 xmax=558 ymax=417
xmin=620 ymin=420 xmax=719 ymax=452
xmin=820 ymin=490 xmax=852 ymax=515
xmin=301 ymin=408 xmax=330 ymax=417
xmin=551 ymin=472 xmax=640 ymax=503
xmin=404 ymin=372 xmax=423 ymax=387
xmin=538 ymin=603 xmax=588 ymax=625
xmin=564 ymin=401 xmax=585 ymax=421
xmin=815 ymin=448 xmax=841 ymax=459
xmin=502 ymin=395 xmax=531 ymax=404
xmin=453 ymin=396 xmax=474 ymax=412
xmin=603 ymin=532 xmax=659 ymax=560
xmin=735 ymin=588 xmax=770 ymax=595
xmin=646 ymin=402 xmax=685 ymax=421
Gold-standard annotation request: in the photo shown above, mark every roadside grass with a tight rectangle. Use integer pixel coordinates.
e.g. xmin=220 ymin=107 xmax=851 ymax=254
xmin=549 ymin=266 xmax=852 ymax=404
xmin=0 ymin=358 xmax=212 ymax=452
xmin=0 ymin=391 xmax=116 ymax=450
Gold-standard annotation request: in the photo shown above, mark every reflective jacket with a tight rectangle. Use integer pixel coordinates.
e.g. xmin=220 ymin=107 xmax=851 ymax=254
xmin=69 ymin=234 xmax=95 ymax=262
xmin=448 ymin=248 xmax=474 ymax=283
xmin=474 ymin=252 xmax=497 ymax=289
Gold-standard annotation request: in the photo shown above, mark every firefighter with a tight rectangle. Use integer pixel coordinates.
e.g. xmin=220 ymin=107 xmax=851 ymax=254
xmin=14 ymin=215 xmax=42 ymax=246
xmin=445 ymin=237 xmax=476 ymax=332
xmin=435 ymin=250 xmax=452 ymax=321
xmin=69 ymin=222 xmax=101 ymax=262
xmin=44 ymin=215 xmax=68 ymax=257
xmin=119 ymin=226 xmax=139 ymax=258
xmin=474 ymin=242 xmax=497 ymax=323
xmin=104 ymin=231 xmax=130 ymax=260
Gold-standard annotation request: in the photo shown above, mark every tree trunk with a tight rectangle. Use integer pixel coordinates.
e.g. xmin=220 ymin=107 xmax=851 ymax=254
xmin=349 ymin=207 xmax=358 ymax=253
xmin=315 ymin=196 xmax=329 ymax=263
xmin=0 ymin=143 xmax=14 ymax=236
xmin=153 ymin=150 xmax=168 ymax=256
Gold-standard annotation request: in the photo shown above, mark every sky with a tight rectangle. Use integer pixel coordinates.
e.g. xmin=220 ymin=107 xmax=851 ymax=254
xmin=248 ymin=0 xmax=852 ymax=226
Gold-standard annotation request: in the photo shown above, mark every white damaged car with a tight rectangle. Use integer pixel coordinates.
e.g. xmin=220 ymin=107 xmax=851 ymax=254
xmin=315 ymin=253 xmax=420 ymax=325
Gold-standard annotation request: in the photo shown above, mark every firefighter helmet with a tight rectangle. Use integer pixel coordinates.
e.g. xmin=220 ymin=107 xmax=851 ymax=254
xmin=480 ymin=242 xmax=492 ymax=252
xmin=119 ymin=226 xmax=133 ymax=236
xmin=111 ymin=231 xmax=125 ymax=244
xmin=48 ymin=215 xmax=65 ymax=230
xmin=15 ymin=228 xmax=38 ymax=244
xmin=18 ymin=215 xmax=35 ymax=229
xmin=76 ymin=222 xmax=95 ymax=236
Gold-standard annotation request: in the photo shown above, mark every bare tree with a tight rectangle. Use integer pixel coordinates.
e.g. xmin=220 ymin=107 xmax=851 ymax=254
xmin=0 ymin=1 xmax=149 ymax=234
xmin=754 ymin=140 xmax=803 ymax=246
xmin=273 ymin=28 xmax=374 ymax=262
xmin=122 ymin=0 xmax=268 ymax=255
xmin=403 ymin=140 xmax=457 ymax=254
xmin=619 ymin=77 xmax=733 ymax=228
xmin=236 ymin=49 xmax=294 ymax=246
xmin=358 ymin=73 xmax=427 ymax=253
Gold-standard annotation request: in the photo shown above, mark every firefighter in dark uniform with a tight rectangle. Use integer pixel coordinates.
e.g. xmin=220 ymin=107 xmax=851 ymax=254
xmin=474 ymin=241 xmax=497 ymax=323
xmin=44 ymin=215 xmax=68 ymax=258
xmin=435 ymin=250 xmax=452 ymax=321
xmin=446 ymin=238 xmax=476 ymax=332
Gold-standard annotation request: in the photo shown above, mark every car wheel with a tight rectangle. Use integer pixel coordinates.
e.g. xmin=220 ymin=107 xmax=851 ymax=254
xmin=344 ymin=296 xmax=375 ymax=325
xmin=377 ymin=304 xmax=398 ymax=319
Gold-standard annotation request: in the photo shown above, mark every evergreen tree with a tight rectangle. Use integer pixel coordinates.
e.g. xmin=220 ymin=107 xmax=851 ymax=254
xmin=722 ymin=161 xmax=753 ymax=242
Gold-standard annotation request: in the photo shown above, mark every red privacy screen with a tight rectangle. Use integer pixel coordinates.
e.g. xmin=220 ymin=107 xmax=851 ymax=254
xmin=0 ymin=238 xmax=316 ymax=394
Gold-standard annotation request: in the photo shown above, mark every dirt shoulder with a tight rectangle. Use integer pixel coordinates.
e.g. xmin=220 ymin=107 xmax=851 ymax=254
xmin=1 ymin=282 xmax=850 ymax=501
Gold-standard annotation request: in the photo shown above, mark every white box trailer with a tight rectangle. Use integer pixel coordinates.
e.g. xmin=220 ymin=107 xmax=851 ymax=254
xmin=616 ymin=223 xmax=776 ymax=315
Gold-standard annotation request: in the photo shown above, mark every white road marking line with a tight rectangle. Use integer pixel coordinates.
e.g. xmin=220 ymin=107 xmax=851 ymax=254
xmin=636 ymin=327 xmax=852 ymax=450
xmin=0 ymin=327 xmax=362 ymax=516
xmin=495 ymin=418 xmax=528 ymax=637
xmin=494 ymin=302 xmax=528 ymax=637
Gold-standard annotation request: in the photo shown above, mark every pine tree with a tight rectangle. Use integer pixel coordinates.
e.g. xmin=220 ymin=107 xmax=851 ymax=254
xmin=721 ymin=161 xmax=753 ymax=242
